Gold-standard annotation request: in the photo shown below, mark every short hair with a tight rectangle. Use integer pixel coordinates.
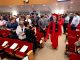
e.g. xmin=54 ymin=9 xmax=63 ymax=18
xmin=40 ymin=15 xmax=44 ymax=18
xmin=10 ymin=17 xmax=15 ymax=21
xmin=19 ymin=21 xmax=24 ymax=25
xmin=19 ymin=17 xmax=24 ymax=21
xmin=24 ymin=22 xmax=29 ymax=27
xmin=75 ymin=13 xmax=79 ymax=15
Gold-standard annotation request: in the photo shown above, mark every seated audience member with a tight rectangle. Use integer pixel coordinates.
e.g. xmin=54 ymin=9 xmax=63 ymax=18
xmin=38 ymin=15 xmax=46 ymax=36
xmin=75 ymin=38 xmax=80 ymax=54
xmin=71 ymin=13 xmax=80 ymax=30
xmin=44 ymin=14 xmax=50 ymax=28
xmin=17 ymin=17 xmax=25 ymax=24
xmin=31 ymin=13 xmax=36 ymax=27
xmin=6 ymin=17 xmax=18 ymax=38
xmin=0 ymin=16 xmax=7 ymax=29
xmin=35 ymin=13 xmax=40 ymax=27
xmin=3 ymin=15 xmax=9 ymax=21
xmin=77 ymin=48 xmax=80 ymax=54
xmin=24 ymin=22 xmax=40 ymax=52
xmin=75 ymin=38 xmax=80 ymax=47
xmin=16 ymin=15 xmax=21 ymax=23
xmin=50 ymin=14 xmax=53 ymax=22
xmin=7 ymin=17 xmax=18 ymax=30
xmin=24 ymin=22 xmax=35 ymax=42
xmin=25 ymin=15 xmax=32 ymax=26
xmin=16 ymin=21 xmax=26 ymax=40
xmin=63 ymin=14 xmax=69 ymax=33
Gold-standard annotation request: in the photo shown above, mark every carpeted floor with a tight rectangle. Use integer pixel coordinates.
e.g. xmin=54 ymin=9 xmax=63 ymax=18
xmin=34 ymin=34 xmax=69 ymax=60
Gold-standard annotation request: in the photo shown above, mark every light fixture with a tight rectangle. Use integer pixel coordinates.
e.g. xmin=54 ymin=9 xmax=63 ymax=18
xmin=37 ymin=9 xmax=39 ymax=10
xmin=70 ymin=7 xmax=73 ymax=9
xmin=12 ymin=10 xmax=18 ymax=16
xmin=70 ymin=1 xmax=73 ymax=4
xmin=56 ymin=3 xmax=58 ymax=6
xmin=43 ymin=5 xmax=46 ymax=6
xmin=23 ymin=0 xmax=29 ymax=4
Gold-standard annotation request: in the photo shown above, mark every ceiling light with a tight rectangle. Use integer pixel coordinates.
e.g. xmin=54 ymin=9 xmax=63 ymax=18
xmin=56 ymin=3 xmax=58 ymax=6
xmin=70 ymin=7 xmax=73 ymax=8
xmin=43 ymin=5 xmax=46 ymax=6
xmin=70 ymin=2 xmax=73 ymax=4
xmin=12 ymin=10 xmax=18 ymax=16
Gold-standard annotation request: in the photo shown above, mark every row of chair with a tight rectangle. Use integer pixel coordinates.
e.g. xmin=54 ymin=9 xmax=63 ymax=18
xmin=69 ymin=53 xmax=80 ymax=60
xmin=66 ymin=23 xmax=80 ymax=52
xmin=66 ymin=24 xmax=80 ymax=60
xmin=36 ymin=27 xmax=44 ymax=48
xmin=0 ymin=28 xmax=44 ymax=46
xmin=0 ymin=30 xmax=11 ymax=38
xmin=0 ymin=37 xmax=33 ymax=60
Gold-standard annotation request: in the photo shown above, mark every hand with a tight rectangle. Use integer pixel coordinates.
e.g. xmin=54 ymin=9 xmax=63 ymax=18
xmin=12 ymin=30 xmax=16 ymax=32
xmin=22 ymin=33 xmax=25 ymax=36
xmin=7 ymin=29 xmax=11 ymax=31
xmin=44 ymin=38 xmax=47 ymax=42
xmin=43 ymin=28 xmax=45 ymax=30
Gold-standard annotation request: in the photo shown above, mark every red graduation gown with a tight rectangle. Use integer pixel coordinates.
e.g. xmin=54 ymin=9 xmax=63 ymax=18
xmin=58 ymin=18 xmax=64 ymax=35
xmin=45 ymin=21 xmax=61 ymax=48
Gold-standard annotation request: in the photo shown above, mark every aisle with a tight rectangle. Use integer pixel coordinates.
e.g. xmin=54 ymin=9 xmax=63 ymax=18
xmin=34 ymin=34 xmax=69 ymax=60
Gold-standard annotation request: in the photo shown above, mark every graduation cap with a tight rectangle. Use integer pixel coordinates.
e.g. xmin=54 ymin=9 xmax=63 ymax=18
xmin=52 ymin=14 xmax=59 ymax=18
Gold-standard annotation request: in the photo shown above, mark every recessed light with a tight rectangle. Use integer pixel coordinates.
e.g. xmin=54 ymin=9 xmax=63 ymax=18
xmin=70 ymin=2 xmax=73 ymax=4
xmin=37 ymin=9 xmax=39 ymax=10
xmin=70 ymin=7 xmax=73 ymax=8
xmin=56 ymin=3 xmax=58 ymax=6
xmin=43 ymin=5 xmax=46 ymax=6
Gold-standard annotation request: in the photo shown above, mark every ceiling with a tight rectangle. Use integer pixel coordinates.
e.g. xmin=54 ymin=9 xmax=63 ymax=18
xmin=0 ymin=0 xmax=55 ymax=5
xmin=0 ymin=0 xmax=80 ymax=13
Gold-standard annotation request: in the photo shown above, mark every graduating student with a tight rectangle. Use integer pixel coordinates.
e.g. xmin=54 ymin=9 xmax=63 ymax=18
xmin=45 ymin=14 xmax=61 ymax=49
xmin=58 ymin=15 xmax=64 ymax=35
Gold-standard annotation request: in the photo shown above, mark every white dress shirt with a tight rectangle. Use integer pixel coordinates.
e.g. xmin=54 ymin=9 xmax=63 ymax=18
xmin=16 ymin=26 xmax=26 ymax=40
xmin=65 ymin=16 xmax=70 ymax=23
xmin=16 ymin=18 xmax=19 ymax=24
xmin=71 ymin=15 xmax=80 ymax=27
xmin=25 ymin=19 xmax=32 ymax=26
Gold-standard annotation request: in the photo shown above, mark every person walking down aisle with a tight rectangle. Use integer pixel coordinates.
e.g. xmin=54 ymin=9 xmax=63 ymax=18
xmin=45 ymin=14 xmax=61 ymax=49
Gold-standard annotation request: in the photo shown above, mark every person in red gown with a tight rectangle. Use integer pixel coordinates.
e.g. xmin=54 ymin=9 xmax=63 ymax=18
xmin=45 ymin=14 xmax=61 ymax=49
xmin=58 ymin=15 xmax=64 ymax=35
